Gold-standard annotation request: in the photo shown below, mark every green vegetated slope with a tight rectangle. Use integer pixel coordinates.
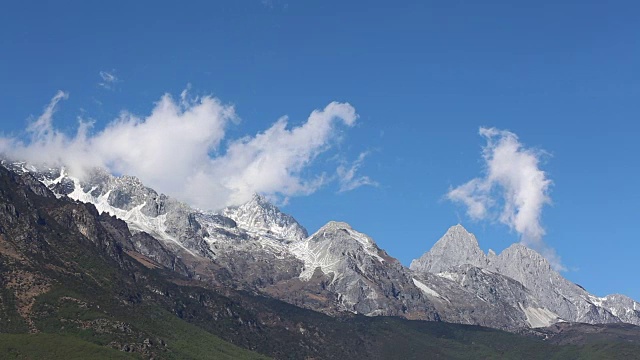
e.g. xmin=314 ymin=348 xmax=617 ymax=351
xmin=1 ymin=166 xmax=640 ymax=359
xmin=0 ymin=333 xmax=136 ymax=360
xmin=30 ymin=291 xmax=269 ymax=360
xmin=360 ymin=317 xmax=640 ymax=360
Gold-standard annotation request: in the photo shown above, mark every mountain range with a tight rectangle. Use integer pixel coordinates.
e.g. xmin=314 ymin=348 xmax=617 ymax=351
xmin=1 ymin=161 xmax=639 ymax=359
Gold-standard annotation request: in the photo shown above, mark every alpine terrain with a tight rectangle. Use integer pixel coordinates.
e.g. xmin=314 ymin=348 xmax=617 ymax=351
xmin=1 ymin=161 xmax=639 ymax=358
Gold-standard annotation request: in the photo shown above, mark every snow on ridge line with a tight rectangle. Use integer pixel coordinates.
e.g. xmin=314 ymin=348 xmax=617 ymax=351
xmin=64 ymin=176 xmax=197 ymax=257
xmin=29 ymin=165 xmax=390 ymax=284
xmin=347 ymin=228 xmax=385 ymax=263
xmin=39 ymin=168 xmax=67 ymax=191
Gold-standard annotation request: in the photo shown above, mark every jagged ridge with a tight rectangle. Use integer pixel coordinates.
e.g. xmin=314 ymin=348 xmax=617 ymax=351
xmin=5 ymin=161 xmax=640 ymax=332
xmin=411 ymin=225 xmax=640 ymax=326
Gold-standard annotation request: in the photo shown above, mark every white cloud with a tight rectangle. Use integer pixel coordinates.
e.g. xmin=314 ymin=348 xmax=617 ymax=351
xmin=98 ymin=71 xmax=120 ymax=90
xmin=447 ymin=127 xmax=564 ymax=271
xmin=337 ymin=152 xmax=378 ymax=192
xmin=447 ymin=178 xmax=492 ymax=219
xmin=0 ymin=91 xmax=368 ymax=211
xmin=27 ymin=90 xmax=68 ymax=139
xmin=182 ymin=101 xmax=358 ymax=208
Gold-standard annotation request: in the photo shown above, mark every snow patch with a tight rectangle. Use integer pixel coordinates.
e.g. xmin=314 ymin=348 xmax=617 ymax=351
xmin=586 ymin=294 xmax=605 ymax=307
xmin=40 ymin=168 xmax=66 ymax=189
xmin=412 ymin=278 xmax=443 ymax=299
xmin=436 ymin=271 xmax=460 ymax=282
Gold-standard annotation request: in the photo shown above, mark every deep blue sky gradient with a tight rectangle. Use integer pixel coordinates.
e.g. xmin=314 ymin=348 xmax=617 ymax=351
xmin=1 ymin=0 xmax=639 ymax=299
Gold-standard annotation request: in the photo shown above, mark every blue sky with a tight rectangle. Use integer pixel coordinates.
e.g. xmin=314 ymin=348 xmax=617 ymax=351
xmin=1 ymin=1 xmax=638 ymax=300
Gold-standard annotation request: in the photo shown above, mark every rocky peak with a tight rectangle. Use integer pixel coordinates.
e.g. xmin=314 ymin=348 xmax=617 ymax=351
xmin=410 ymin=224 xmax=488 ymax=274
xmin=492 ymin=243 xmax=553 ymax=274
xmin=288 ymin=221 xmax=434 ymax=318
xmin=316 ymin=221 xmax=352 ymax=232
xmin=222 ymin=193 xmax=308 ymax=242
xmin=437 ymin=224 xmax=482 ymax=250
xmin=312 ymin=221 xmax=380 ymax=252
xmin=291 ymin=221 xmax=386 ymax=281
xmin=249 ymin=192 xmax=270 ymax=206
xmin=411 ymin=225 xmax=640 ymax=326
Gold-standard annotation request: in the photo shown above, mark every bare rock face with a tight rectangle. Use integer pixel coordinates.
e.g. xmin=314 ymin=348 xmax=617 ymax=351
xmin=490 ymin=244 xmax=622 ymax=325
xmin=129 ymin=232 xmax=191 ymax=277
xmin=410 ymin=224 xmax=488 ymax=273
xmin=411 ymin=225 xmax=640 ymax=327
xmin=412 ymin=265 xmax=557 ymax=331
xmin=290 ymin=221 xmax=438 ymax=319
xmin=599 ymin=294 xmax=640 ymax=325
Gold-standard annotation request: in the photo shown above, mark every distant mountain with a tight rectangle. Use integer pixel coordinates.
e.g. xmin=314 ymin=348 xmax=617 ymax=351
xmin=411 ymin=225 xmax=640 ymax=326
xmin=4 ymin=161 xmax=640 ymax=334
xmin=6 ymin=163 xmax=640 ymax=358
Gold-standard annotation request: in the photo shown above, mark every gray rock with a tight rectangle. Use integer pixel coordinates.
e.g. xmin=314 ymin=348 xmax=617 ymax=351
xmin=411 ymin=224 xmax=640 ymax=327
xmin=290 ymin=221 xmax=438 ymax=318
xmin=410 ymin=224 xmax=488 ymax=273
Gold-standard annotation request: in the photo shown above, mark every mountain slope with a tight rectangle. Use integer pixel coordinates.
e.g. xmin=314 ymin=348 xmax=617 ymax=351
xmin=0 ymin=166 xmax=269 ymax=359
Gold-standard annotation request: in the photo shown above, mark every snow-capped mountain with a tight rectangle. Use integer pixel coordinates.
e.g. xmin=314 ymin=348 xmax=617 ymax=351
xmin=411 ymin=225 xmax=640 ymax=326
xmin=4 ymin=161 xmax=640 ymax=332
xmin=223 ymin=193 xmax=308 ymax=242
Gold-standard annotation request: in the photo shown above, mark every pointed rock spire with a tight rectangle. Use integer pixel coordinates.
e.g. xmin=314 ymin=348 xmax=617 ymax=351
xmin=410 ymin=224 xmax=489 ymax=274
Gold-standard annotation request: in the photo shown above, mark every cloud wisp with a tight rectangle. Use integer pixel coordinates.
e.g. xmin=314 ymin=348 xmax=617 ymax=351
xmin=337 ymin=152 xmax=378 ymax=192
xmin=0 ymin=91 xmax=373 ymax=210
xmin=447 ymin=127 xmax=564 ymax=271
xmin=98 ymin=71 xmax=120 ymax=90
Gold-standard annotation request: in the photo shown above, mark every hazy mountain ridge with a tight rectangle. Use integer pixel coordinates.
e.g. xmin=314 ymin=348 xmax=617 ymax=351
xmin=5 ymin=161 xmax=640 ymax=333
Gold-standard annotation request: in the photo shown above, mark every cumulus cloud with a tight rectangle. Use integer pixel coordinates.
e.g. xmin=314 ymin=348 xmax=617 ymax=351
xmin=98 ymin=71 xmax=120 ymax=90
xmin=337 ymin=152 xmax=378 ymax=192
xmin=0 ymin=91 xmax=370 ymax=210
xmin=447 ymin=127 xmax=564 ymax=271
